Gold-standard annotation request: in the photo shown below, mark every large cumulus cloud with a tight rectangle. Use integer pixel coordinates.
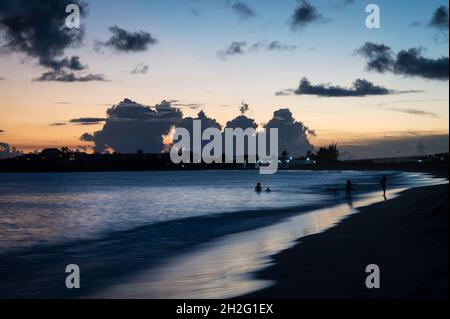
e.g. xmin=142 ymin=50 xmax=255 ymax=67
xmin=265 ymin=109 xmax=314 ymax=157
xmin=0 ymin=142 xmax=21 ymax=159
xmin=83 ymin=99 xmax=183 ymax=153
xmin=0 ymin=0 xmax=105 ymax=82
xmin=175 ymin=110 xmax=222 ymax=149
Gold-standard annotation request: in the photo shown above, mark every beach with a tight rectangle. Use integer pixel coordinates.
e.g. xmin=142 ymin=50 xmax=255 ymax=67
xmin=242 ymin=183 xmax=449 ymax=299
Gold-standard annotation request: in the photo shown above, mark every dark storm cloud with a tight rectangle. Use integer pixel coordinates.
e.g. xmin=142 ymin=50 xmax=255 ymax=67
xmin=265 ymin=109 xmax=314 ymax=157
xmin=70 ymin=118 xmax=106 ymax=125
xmin=96 ymin=26 xmax=158 ymax=53
xmin=290 ymin=1 xmax=325 ymax=31
xmin=84 ymin=99 xmax=183 ymax=153
xmin=228 ymin=1 xmax=256 ymax=20
xmin=0 ymin=0 xmax=105 ymax=82
xmin=429 ymin=6 xmax=449 ymax=31
xmin=357 ymin=42 xmax=449 ymax=80
xmin=130 ymin=63 xmax=149 ymax=75
xmin=282 ymin=78 xmax=393 ymax=97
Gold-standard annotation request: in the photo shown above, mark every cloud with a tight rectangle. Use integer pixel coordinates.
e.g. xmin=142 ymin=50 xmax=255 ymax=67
xmin=96 ymin=26 xmax=158 ymax=53
xmin=175 ymin=111 xmax=222 ymax=151
xmin=172 ymin=102 xmax=204 ymax=110
xmin=266 ymin=41 xmax=297 ymax=51
xmin=50 ymin=123 xmax=67 ymax=127
xmin=130 ymin=63 xmax=149 ymax=74
xmin=384 ymin=108 xmax=437 ymax=117
xmin=0 ymin=142 xmax=21 ymax=159
xmin=0 ymin=0 xmax=105 ymax=82
xmin=219 ymin=40 xmax=297 ymax=59
xmin=275 ymin=89 xmax=295 ymax=96
xmin=265 ymin=109 xmax=314 ymax=157
xmin=290 ymin=1 xmax=325 ymax=31
xmin=357 ymin=42 xmax=449 ymax=80
xmin=34 ymin=71 xmax=106 ymax=82
xmin=190 ymin=8 xmax=200 ymax=17
xmin=79 ymin=133 xmax=94 ymax=142
xmin=0 ymin=77 xmax=4 ymax=81
xmin=280 ymin=77 xmax=395 ymax=97
xmin=218 ymin=41 xmax=247 ymax=59
xmin=0 ymin=129 xmax=4 ymax=133
xmin=70 ymin=118 xmax=106 ymax=125
xmin=225 ymin=115 xmax=258 ymax=130
xmin=83 ymin=98 xmax=183 ymax=153
xmin=429 ymin=6 xmax=449 ymax=31
xmin=228 ymin=1 xmax=256 ymax=20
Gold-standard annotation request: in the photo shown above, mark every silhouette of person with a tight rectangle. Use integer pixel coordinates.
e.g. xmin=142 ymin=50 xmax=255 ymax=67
xmin=346 ymin=180 xmax=352 ymax=200
xmin=265 ymin=187 xmax=272 ymax=192
xmin=380 ymin=174 xmax=387 ymax=199
xmin=255 ymin=182 xmax=262 ymax=193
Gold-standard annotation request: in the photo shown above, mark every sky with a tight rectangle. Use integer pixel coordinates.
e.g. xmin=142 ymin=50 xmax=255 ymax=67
xmin=0 ymin=0 xmax=448 ymax=158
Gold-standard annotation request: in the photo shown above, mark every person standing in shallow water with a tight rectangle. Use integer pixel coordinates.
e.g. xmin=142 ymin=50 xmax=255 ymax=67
xmin=255 ymin=182 xmax=262 ymax=193
xmin=381 ymin=174 xmax=387 ymax=199
xmin=346 ymin=180 xmax=352 ymax=200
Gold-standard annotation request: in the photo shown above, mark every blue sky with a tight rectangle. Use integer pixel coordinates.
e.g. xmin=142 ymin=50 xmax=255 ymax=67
xmin=0 ymin=0 xmax=448 ymax=156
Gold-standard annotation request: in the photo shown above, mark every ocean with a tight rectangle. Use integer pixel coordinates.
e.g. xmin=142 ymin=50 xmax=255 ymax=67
xmin=0 ymin=170 xmax=443 ymax=298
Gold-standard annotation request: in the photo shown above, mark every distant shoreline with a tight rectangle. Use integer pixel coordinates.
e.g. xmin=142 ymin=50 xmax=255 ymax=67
xmin=0 ymin=158 xmax=448 ymax=180
xmin=240 ymin=183 xmax=449 ymax=299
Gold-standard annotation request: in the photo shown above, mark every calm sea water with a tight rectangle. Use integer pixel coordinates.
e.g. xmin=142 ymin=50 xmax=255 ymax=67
xmin=0 ymin=170 xmax=442 ymax=298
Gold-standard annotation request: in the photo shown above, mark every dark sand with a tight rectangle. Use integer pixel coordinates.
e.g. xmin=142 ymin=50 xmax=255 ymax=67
xmin=242 ymin=184 xmax=449 ymax=299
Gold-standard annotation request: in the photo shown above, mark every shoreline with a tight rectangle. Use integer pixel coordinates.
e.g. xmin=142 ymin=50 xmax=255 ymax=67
xmin=240 ymin=183 xmax=449 ymax=299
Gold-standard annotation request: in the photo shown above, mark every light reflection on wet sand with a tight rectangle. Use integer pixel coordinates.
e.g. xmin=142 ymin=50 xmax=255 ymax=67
xmin=92 ymin=188 xmax=411 ymax=299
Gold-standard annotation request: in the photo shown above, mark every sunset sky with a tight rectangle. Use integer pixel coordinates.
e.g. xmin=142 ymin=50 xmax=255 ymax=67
xmin=0 ymin=0 xmax=448 ymax=158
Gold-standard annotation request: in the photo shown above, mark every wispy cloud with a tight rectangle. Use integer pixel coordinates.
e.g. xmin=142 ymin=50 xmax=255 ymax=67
xmin=219 ymin=40 xmax=297 ymax=59
xmin=384 ymin=108 xmax=437 ymax=117
xmin=227 ymin=1 xmax=256 ymax=20
xmin=69 ymin=118 xmax=106 ymax=125
xmin=130 ymin=63 xmax=149 ymax=75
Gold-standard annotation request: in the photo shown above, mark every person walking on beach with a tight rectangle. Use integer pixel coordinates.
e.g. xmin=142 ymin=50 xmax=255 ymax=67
xmin=380 ymin=174 xmax=387 ymax=199
xmin=346 ymin=180 xmax=352 ymax=200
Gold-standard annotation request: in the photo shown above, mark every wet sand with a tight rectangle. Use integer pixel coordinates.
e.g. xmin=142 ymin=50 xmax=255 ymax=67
xmin=242 ymin=184 xmax=449 ymax=298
